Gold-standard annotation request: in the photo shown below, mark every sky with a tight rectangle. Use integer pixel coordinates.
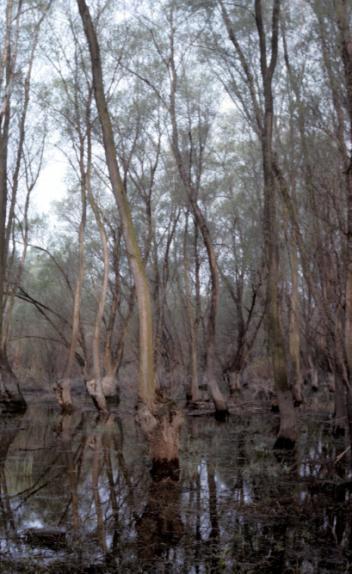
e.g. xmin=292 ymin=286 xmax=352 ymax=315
xmin=33 ymin=148 xmax=67 ymax=217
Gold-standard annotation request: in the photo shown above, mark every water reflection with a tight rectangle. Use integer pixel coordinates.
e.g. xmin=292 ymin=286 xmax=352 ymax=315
xmin=0 ymin=405 xmax=351 ymax=572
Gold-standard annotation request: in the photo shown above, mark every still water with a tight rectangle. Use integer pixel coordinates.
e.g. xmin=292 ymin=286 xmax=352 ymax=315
xmin=0 ymin=403 xmax=351 ymax=573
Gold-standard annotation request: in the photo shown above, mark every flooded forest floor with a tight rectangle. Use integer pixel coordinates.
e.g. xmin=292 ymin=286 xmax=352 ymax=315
xmin=0 ymin=389 xmax=351 ymax=574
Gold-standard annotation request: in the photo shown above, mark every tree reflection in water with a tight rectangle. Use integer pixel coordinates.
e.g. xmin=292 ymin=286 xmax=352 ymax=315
xmin=0 ymin=406 xmax=351 ymax=572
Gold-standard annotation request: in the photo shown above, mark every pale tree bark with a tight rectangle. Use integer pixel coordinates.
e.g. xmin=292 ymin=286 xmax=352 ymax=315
xmin=77 ymin=0 xmax=155 ymax=409
xmin=255 ymin=0 xmax=296 ymax=447
xmin=77 ymin=0 xmax=183 ymax=477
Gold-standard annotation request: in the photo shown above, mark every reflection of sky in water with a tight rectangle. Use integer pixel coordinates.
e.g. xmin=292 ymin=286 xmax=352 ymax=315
xmin=0 ymin=408 xmax=350 ymax=571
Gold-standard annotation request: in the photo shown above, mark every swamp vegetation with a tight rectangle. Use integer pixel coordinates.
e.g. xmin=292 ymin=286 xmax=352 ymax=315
xmin=0 ymin=0 xmax=352 ymax=571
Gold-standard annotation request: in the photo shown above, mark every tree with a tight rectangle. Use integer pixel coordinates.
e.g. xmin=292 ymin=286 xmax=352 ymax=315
xmin=77 ymin=0 xmax=183 ymax=476
xmin=0 ymin=0 xmax=51 ymax=411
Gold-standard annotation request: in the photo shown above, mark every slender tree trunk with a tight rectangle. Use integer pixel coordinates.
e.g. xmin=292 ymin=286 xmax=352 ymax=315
xmin=229 ymin=371 xmax=241 ymax=394
xmin=77 ymin=0 xmax=183 ymax=478
xmin=191 ymin=202 xmax=228 ymax=417
xmin=56 ymin=158 xmax=87 ymax=414
xmin=288 ymin=244 xmax=303 ymax=406
xmin=255 ymin=0 xmax=296 ymax=447
xmin=77 ymin=0 xmax=155 ymax=409
xmin=86 ymin=179 xmax=108 ymax=415
xmin=184 ymin=214 xmax=200 ymax=403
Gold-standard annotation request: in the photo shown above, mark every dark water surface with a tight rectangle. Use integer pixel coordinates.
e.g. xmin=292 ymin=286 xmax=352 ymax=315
xmin=0 ymin=404 xmax=351 ymax=573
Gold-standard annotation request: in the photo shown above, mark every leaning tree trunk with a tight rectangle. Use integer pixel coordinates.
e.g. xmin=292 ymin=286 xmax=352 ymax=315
xmin=256 ymin=0 xmax=296 ymax=447
xmin=77 ymin=0 xmax=183 ymax=476
xmin=77 ymin=0 xmax=155 ymax=410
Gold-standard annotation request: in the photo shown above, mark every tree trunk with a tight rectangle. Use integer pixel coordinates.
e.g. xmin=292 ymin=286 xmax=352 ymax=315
xmin=86 ymin=160 xmax=108 ymax=415
xmin=137 ymin=393 xmax=183 ymax=481
xmin=54 ymin=378 xmax=74 ymax=414
xmin=77 ymin=0 xmax=183 ymax=477
xmin=255 ymin=0 xmax=296 ymax=447
xmin=288 ymin=245 xmax=303 ymax=406
xmin=58 ymin=145 xmax=87 ymax=414
xmin=77 ymin=0 xmax=155 ymax=410
xmin=193 ymin=201 xmax=227 ymax=418
xmin=229 ymin=371 xmax=241 ymax=394
xmin=101 ymin=374 xmax=118 ymax=400
xmin=183 ymin=214 xmax=200 ymax=404
xmin=308 ymin=355 xmax=319 ymax=392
